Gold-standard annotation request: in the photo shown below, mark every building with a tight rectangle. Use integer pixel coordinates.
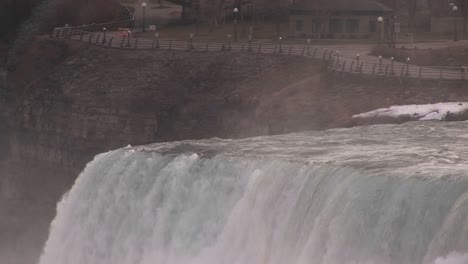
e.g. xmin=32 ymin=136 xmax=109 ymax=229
xmin=289 ymin=0 xmax=393 ymax=39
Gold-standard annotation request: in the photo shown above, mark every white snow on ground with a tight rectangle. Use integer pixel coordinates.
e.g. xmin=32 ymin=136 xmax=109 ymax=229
xmin=353 ymin=102 xmax=468 ymax=121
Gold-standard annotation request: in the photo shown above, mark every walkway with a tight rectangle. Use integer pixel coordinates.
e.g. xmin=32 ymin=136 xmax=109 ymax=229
xmin=51 ymin=27 xmax=468 ymax=81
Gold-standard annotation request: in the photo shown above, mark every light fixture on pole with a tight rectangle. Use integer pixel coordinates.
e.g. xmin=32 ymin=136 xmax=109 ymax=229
xmin=227 ymin=34 xmax=232 ymax=50
xmin=233 ymin=8 xmax=239 ymax=42
xmin=377 ymin=16 xmax=384 ymax=45
xmin=142 ymin=2 xmax=147 ymax=32
xmin=278 ymin=36 xmax=283 ymax=53
xmin=452 ymin=5 xmax=459 ymax=42
xmin=155 ymin=32 xmax=160 ymax=48
xmin=102 ymin=27 xmax=107 ymax=44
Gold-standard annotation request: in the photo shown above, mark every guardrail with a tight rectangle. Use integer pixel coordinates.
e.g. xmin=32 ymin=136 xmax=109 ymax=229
xmin=51 ymin=28 xmax=335 ymax=59
xmin=50 ymin=28 xmax=468 ymax=82
xmin=329 ymin=57 xmax=467 ymax=81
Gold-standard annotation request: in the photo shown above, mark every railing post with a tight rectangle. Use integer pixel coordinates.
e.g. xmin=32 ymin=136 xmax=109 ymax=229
xmin=419 ymin=67 xmax=422 ymax=80
xmin=312 ymin=48 xmax=318 ymax=58
xmin=258 ymin=44 xmax=262 ymax=53
xmin=350 ymin=61 xmax=354 ymax=72
xmin=205 ymin=43 xmax=209 ymax=52
xmin=372 ymin=63 xmax=376 ymax=75
xmin=95 ymin=35 xmax=101 ymax=44
xmin=134 ymin=38 xmax=138 ymax=49
xmin=88 ymin=34 xmax=94 ymax=43
xmin=289 ymin=47 xmax=293 ymax=55
xmin=108 ymin=37 xmax=113 ymax=48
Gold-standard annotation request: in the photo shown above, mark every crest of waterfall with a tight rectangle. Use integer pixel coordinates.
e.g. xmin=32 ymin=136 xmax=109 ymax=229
xmin=39 ymin=122 xmax=468 ymax=264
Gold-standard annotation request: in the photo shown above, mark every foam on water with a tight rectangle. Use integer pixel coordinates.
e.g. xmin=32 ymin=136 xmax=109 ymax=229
xmin=39 ymin=122 xmax=468 ymax=264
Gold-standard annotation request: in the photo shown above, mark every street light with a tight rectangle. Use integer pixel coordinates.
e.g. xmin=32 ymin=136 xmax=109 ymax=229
xmin=228 ymin=35 xmax=231 ymax=50
xmin=377 ymin=16 xmax=384 ymax=45
xmin=233 ymin=8 xmax=239 ymax=42
xmin=102 ymin=27 xmax=107 ymax=44
xmin=379 ymin=55 xmax=383 ymax=73
xmin=390 ymin=57 xmax=394 ymax=75
xmin=189 ymin=33 xmax=194 ymax=49
xmin=278 ymin=36 xmax=283 ymax=53
xmin=127 ymin=30 xmax=131 ymax=47
xmin=155 ymin=32 xmax=160 ymax=48
xmin=452 ymin=5 xmax=459 ymax=42
xmin=142 ymin=2 xmax=147 ymax=32
xmin=406 ymin=57 xmax=410 ymax=76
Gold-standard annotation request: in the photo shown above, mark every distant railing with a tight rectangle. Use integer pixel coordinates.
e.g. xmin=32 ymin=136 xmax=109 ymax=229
xmin=329 ymin=56 xmax=467 ymax=81
xmin=51 ymin=28 xmax=335 ymax=59
xmin=50 ymin=28 xmax=468 ymax=82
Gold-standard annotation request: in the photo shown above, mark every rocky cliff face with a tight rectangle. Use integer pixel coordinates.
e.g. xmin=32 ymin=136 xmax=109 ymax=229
xmin=0 ymin=38 xmax=326 ymax=264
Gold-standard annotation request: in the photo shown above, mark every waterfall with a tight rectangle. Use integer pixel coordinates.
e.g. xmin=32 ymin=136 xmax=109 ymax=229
xmin=39 ymin=124 xmax=468 ymax=264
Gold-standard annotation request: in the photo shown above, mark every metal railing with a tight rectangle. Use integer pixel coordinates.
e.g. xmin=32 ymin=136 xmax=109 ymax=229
xmin=50 ymin=28 xmax=468 ymax=82
xmin=329 ymin=56 xmax=467 ymax=81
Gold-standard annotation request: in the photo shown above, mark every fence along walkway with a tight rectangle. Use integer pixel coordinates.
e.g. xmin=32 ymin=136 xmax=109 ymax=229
xmin=51 ymin=28 xmax=468 ymax=82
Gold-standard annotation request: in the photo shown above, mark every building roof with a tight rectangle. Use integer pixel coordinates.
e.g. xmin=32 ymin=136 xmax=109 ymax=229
xmin=290 ymin=0 xmax=393 ymax=13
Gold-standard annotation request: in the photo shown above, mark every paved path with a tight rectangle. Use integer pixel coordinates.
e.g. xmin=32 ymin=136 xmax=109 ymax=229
xmin=52 ymin=27 xmax=468 ymax=81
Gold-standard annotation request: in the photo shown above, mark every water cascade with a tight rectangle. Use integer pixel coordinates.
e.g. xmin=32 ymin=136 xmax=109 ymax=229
xmin=39 ymin=122 xmax=468 ymax=264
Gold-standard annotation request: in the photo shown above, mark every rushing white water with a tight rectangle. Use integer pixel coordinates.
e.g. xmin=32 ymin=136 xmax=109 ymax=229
xmin=39 ymin=122 xmax=468 ymax=264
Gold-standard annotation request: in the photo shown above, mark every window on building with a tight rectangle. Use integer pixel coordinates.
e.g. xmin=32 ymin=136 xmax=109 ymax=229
xmin=296 ymin=20 xmax=303 ymax=32
xmin=346 ymin=19 xmax=359 ymax=33
xmin=329 ymin=19 xmax=342 ymax=34
xmin=369 ymin=21 xmax=376 ymax=32
xmin=312 ymin=20 xmax=321 ymax=33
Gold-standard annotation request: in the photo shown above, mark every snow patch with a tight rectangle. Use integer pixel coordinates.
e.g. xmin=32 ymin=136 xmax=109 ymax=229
xmin=433 ymin=252 xmax=468 ymax=264
xmin=353 ymin=102 xmax=468 ymax=121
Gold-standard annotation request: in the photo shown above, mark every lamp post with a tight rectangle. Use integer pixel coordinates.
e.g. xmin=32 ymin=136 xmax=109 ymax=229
xmin=234 ymin=8 xmax=239 ymax=42
xmin=142 ymin=2 xmax=147 ymax=32
xmin=127 ymin=30 xmax=131 ymax=47
xmin=406 ymin=57 xmax=410 ymax=76
xmin=452 ymin=5 xmax=459 ymax=42
xmin=278 ymin=36 xmax=283 ymax=53
xmin=189 ymin=33 xmax=194 ymax=49
xmin=379 ymin=55 xmax=383 ymax=73
xmin=356 ymin=54 xmax=360 ymax=71
xmin=390 ymin=57 xmax=394 ymax=75
xmin=102 ymin=27 xmax=107 ymax=44
xmin=248 ymin=34 xmax=252 ymax=51
xmin=377 ymin=16 xmax=384 ymax=45
xmin=155 ymin=32 xmax=160 ymax=48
